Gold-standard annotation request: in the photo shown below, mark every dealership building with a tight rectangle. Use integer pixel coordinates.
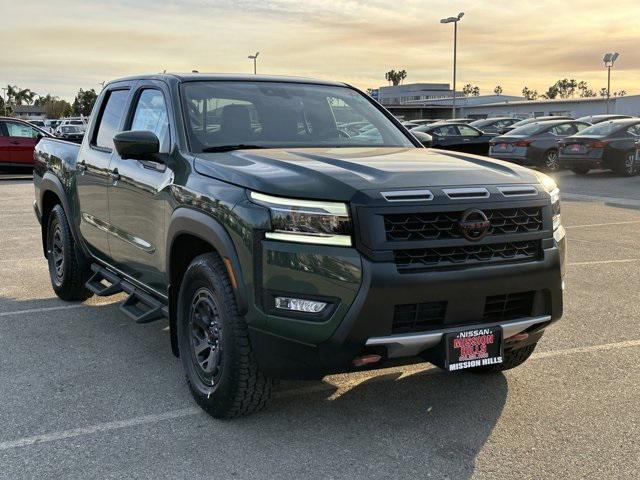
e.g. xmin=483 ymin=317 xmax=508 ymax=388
xmin=381 ymin=84 xmax=640 ymax=121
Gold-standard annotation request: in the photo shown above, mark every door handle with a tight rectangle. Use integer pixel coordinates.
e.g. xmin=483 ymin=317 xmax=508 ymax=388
xmin=109 ymin=169 xmax=121 ymax=182
xmin=77 ymin=160 xmax=87 ymax=172
xmin=463 ymin=139 xmax=471 ymax=142
xmin=9 ymin=140 xmax=20 ymax=145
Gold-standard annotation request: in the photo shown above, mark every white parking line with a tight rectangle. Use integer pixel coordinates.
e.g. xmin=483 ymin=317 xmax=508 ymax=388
xmin=0 ymin=302 xmax=118 ymax=318
xmin=569 ymin=259 xmax=640 ymax=266
xmin=566 ymin=220 xmax=640 ymax=229
xmin=0 ymin=337 xmax=639 ymax=452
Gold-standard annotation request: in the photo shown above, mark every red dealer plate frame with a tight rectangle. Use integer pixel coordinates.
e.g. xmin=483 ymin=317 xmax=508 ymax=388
xmin=445 ymin=326 xmax=503 ymax=371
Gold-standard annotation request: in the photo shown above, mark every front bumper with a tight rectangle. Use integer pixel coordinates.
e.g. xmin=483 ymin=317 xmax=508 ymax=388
xmin=250 ymin=233 xmax=565 ymax=379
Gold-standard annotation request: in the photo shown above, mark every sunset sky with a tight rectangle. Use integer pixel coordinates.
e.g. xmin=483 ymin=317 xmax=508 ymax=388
xmin=2 ymin=0 xmax=639 ymax=101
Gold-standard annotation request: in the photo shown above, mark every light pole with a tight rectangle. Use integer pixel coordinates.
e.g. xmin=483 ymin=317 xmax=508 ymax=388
xmin=441 ymin=12 xmax=464 ymax=119
xmin=603 ymin=52 xmax=619 ymax=114
xmin=248 ymin=51 xmax=260 ymax=75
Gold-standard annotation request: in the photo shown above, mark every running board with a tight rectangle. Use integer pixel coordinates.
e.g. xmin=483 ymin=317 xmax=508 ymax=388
xmin=85 ymin=264 xmax=168 ymax=324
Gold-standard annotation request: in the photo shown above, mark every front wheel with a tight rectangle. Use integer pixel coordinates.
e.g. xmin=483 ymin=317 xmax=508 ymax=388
xmin=542 ymin=150 xmax=560 ymax=171
xmin=468 ymin=342 xmax=538 ymax=374
xmin=614 ymin=151 xmax=639 ymax=176
xmin=46 ymin=204 xmax=92 ymax=301
xmin=177 ymin=253 xmax=272 ymax=418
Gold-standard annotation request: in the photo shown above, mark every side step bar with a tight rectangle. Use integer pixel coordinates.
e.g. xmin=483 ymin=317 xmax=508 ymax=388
xmin=85 ymin=264 xmax=168 ymax=324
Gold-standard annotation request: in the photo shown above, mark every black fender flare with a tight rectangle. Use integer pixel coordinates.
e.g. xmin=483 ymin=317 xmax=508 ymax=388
xmin=166 ymin=207 xmax=248 ymax=315
xmin=39 ymin=172 xmax=79 ymax=255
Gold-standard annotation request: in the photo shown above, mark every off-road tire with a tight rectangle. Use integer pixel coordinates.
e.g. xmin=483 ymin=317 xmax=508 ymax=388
xmin=46 ymin=204 xmax=92 ymax=301
xmin=177 ymin=252 xmax=272 ymax=418
xmin=468 ymin=342 xmax=538 ymax=374
xmin=571 ymin=167 xmax=590 ymax=175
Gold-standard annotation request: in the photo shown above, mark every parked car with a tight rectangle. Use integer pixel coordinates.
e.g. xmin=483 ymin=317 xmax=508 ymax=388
xmin=558 ymin=118 xmax=640 ymax=176
xmin=575 ymin=114 xmax=632 ymax=124
xmin=401 ymin=121 xmax=419 ymax=129
xmin=498 ymin=116 xmax=573 ymax=135
xmin=28 ymin=119 xmax=50 ymax=133
xmin=59 ymin=118 xmax=87 ymax=132
xmin=440 ymin=118 xmax=474 ymax=124
xmin=413 ymin=122 xmax=494 ymax=154
xmin=55 ymin=125 xmax=85 ymax=143
xmin=0 ymin=116 xmax=50 ymax=168
xmin=33 ymin=73 xmax=565 ymax=418
xmin=469 ymin=117 xmax=520 ymax=134
xmin=489 ymin=119 xmax=591 ymax=170
xmin=411 ymin=119 xmax=439 ymax=125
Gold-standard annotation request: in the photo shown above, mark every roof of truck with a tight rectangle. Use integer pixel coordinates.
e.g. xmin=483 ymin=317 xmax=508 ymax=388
xmin=106 ymin=73 xmax=348 ymax=88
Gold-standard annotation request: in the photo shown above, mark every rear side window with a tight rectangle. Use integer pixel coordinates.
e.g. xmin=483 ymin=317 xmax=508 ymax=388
xmin=626 ymin=125 xmax=640 ymax=136
xmin=457 ymin=125 xmax=480 ymax=136
xmin=432 ymin=125 xmax=457 ymax=137
xmin=130 ymin=89 xmax=170 ymax=153
xmin=550 ymin=124 xmax=575 ymax=136
xmin=94 ymin=89 xmax=129 ymax=150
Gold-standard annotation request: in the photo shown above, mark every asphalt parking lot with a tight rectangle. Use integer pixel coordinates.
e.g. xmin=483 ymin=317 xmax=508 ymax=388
xmin=0 ymin=170 xmax=639 ymax=479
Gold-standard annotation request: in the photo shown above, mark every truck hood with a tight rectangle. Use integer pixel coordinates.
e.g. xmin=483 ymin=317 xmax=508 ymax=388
xmin=193 ymin=147 xmax=541 ymax=201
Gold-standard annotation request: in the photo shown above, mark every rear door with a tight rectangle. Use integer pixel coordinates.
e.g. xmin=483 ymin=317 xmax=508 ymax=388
xmin=1 ymin=120 xmax=40 ymax=165
xmin=107 ymin=82 xmax=173 ymax=293
xmin=76 ymin=86 xmax=131 ymax=259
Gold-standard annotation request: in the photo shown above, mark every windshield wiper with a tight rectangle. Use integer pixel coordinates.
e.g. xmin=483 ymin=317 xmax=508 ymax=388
xmin=201 ymin=144 xmax=265 ymax=153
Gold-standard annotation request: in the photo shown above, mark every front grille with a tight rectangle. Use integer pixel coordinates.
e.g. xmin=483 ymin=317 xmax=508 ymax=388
xmin=395 ymin=240 xmax=540 ymax=272
xmin=483 ymin=291 xmax=535 ymax=322
xmin=392 ymin=301 xmax=447 ymax=334
xmin=384 ymin=207 xmax=543 ymax=242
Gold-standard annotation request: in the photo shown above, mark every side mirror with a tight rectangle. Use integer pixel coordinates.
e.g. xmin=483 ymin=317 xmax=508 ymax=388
xmin=113 ymin=130 xmax=160 ymax=159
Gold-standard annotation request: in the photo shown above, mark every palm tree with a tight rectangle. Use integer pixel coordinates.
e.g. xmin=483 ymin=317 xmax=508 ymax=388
xmin=6 ymin=85 xmax=37 ymax=105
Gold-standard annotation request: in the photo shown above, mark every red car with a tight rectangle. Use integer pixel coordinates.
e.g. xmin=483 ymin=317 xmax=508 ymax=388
xmin=0 ymin=116 xmax=50 ymax=168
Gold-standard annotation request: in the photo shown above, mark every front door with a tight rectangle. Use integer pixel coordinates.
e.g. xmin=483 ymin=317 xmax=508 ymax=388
xmin=76 ymin=87 xmax=131 ymax=259
xmin=107 ymin=85 xmax=173 ymax=294
xmin=456 ymin=124 xmax=490 ymax=155
xmin=0 ymin=120 xmax=40 ymax=165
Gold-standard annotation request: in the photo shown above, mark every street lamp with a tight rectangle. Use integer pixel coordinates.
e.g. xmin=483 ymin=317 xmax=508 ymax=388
xmin=248 ymin=51 xmax=260 ymax=75
xmin=603 ymin=52 xmax=619 ymax=114
xmin=441 ymin=12 xmax=464 ymax=119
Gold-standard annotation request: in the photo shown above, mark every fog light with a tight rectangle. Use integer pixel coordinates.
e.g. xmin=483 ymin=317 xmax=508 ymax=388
xmin=274 ymin=297 xmax=327 ymax=313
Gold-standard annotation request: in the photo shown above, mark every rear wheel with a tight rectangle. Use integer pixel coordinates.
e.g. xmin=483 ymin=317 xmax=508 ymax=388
xmin=468 ymin=342 xmax=538 ymax=374
xmin=542 ymin=149 xmax=560 ymax=171
xmin=571 ymin=167 xmax=590 ymax=175
xmin=177 ymin=252 xmax=272 ymax=418
xmin=614 ymin=151 xmax=638 ymax=176
xmin=46 ymin=204 xmax=92 ymax=301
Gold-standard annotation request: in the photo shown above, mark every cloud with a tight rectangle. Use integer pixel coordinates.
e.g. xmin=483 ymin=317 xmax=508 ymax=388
xmin=1 ymin=0 xmax=638 ymax=100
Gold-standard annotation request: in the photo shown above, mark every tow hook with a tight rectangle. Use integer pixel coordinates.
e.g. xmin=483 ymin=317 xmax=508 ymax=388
xmin=352 ymin=354 xmax=382 ymax=367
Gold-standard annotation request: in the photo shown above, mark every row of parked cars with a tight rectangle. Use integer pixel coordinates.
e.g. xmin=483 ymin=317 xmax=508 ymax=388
xmin=0 ymin=116 xmax=86 ymax=168
xmin=394 ymin=114 xmax=640 ymax=176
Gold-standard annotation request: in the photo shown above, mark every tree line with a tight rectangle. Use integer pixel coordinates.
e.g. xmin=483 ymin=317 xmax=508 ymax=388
xmin=1 ymin=85 xmax=98 ymax=118
xmin=381 ymin=70 xmax=627 ymax=101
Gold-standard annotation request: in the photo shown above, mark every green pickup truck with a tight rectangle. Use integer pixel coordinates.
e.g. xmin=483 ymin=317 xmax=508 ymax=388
xmin=33 ymin=74 xmax=566 ymax=418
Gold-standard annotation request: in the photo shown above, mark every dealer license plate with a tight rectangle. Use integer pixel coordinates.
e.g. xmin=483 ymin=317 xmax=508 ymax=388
xmin=445 ymin=326 xmax=503 ymax=371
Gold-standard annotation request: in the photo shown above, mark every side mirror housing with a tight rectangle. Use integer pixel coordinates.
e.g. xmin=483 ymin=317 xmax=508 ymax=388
xmin=113 ymin=130 xmax=160 ymax=159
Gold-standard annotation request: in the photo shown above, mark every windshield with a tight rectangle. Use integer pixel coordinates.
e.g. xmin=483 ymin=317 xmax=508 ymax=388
xmin=574 ymin=122 xmax=627 ymax=136
xmin=181 ymin=81 xmax=413 ymax=152
xmin=507 ymin=123 xmax=546 ymax=136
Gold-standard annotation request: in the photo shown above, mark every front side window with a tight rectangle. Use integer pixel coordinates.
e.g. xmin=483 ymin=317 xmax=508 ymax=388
xmin=4 ymin=121 xmax=39 ymax=138
xmin=457 ymin=125 xmax=480 ymax=136
xmin=94 ymin=89 xmax=129 ymax=150
xmin=626 ymin=125 xmax=640 ymax=136
xmin=181 ymin=81 xmax=413 ymax=152
xmin=130 ymin=89 xmax=170 ymax=152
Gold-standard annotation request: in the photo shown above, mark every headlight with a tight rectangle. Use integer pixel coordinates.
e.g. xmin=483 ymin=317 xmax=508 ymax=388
xmin=535 ymin=172 xmax=561 ymax=231
xmin=249 ymin=191 xmax=353 ymax=247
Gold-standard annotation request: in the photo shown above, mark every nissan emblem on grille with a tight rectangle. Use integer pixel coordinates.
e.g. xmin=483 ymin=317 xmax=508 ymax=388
xmin=458 ymin=209 xmax=490 ymax=241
